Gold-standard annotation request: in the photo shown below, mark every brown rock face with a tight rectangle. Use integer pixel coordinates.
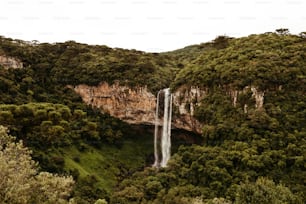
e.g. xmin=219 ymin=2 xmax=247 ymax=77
xmin=73 ymin=82 xmax=156 ymax=125
xmin=72 ymin=82 xmax=265 ymax=134
xmin=0 ymin=55 xmax=23 ymax=69
xmin=72 ymin=83 xmax=204 ymax=134
xmin=172 ymin=86 xmax=207 ymax=134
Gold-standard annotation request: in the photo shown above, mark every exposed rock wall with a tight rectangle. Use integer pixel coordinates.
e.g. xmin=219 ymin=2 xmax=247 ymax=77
xmin=251 ymin=86 xmax=265 ymax=109
xmin=72 ymin=83 xmax=205 ymax=133
xmin=226 ymin=86 xmax=264 ymax=109
xmin=0 ymin=55 xmax=23 ymax=69
xmin=172 ymin=86 xmax=207 ymax=133
xmin=73 ymin=83 xmax=156 ymax=125
xmin=72 ymin=82 xmax=265 ymax=134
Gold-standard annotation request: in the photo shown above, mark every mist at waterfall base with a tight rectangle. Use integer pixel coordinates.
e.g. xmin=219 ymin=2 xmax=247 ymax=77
xmin=153 ymin=88 xmax=173 ymax=168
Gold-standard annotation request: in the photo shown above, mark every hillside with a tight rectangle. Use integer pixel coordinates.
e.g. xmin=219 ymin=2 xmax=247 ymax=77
xmin=0 ymin=31 xmax=305 ymax=203
xmin=114 ymin=32 xmax=306 ymax=203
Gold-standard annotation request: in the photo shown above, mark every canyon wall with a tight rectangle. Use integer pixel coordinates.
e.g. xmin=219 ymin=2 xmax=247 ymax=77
xmin=73 ymin=83 xmax=156 ymax=125
xmin=72 ymin=82 xmax=265 ymax=134
xmin=72 ymin=83 xmax=204 ymax=133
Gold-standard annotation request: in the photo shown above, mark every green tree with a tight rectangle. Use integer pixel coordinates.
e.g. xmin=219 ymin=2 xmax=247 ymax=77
xmin=235 ymin=177 xmax=302 ymax=204
xmin=0 ymin=125 xmax=75 ymax=204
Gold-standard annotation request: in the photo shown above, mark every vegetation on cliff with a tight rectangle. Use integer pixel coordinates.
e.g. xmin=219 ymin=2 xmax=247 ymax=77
xmin=0 ymin=37 xmax=177 ymax=94
xmin=111 ymin=31 xmax=305 ymax=203
xmin=0 ymin=30 xmax=305 ymax=203
xmin=172 ymin=32 xmax=305 ymax=90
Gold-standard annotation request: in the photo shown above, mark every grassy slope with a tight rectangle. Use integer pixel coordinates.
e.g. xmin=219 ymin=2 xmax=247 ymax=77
xmin=62 ymin=128 xmax=154 ymax=193
xmin=60 ymin=128 xmax=200 ymax=193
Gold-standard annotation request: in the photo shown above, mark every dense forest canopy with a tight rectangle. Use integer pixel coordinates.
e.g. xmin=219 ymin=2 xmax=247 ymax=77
xmin=0 ymin=30 xmax=305 ymax=203
xmin=0 ymin=36 xmax=177 ymax=94
xmin=171 ymin=32 xmax=306 ymax=90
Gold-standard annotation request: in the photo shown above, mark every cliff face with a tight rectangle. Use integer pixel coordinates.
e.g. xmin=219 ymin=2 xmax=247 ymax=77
xmin=72 ymin=82 xmax=265 ymax=134
xmin=172 ymin=86 xmax=207 ymax=133
xmin=0 ymin=55 xmax=23 ymax=69
xmin=73 ymin=83 xmax=156 ymax=125
xmin=72 ymin=83 xmax=204 ymax=133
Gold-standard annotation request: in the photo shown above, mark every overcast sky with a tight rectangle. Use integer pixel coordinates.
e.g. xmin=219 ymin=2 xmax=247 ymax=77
xmin=0 ymin=0 xmax=305 ymax=52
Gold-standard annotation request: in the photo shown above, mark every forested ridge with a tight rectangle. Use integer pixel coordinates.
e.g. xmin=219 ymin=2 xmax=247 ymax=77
xmin=0 ymin=30 xmax=305 ymax=203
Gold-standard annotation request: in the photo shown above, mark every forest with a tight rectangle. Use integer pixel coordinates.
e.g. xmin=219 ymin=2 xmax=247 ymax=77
xmin=0 ymin=29 xmax=305 ymax=203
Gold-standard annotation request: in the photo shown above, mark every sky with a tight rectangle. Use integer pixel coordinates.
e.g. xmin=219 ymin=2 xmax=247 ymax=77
xmin=0 ymin=0 xmax=305 ymax=52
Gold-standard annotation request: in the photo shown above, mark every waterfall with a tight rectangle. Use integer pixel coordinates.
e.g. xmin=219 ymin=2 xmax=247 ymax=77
xmin=153 ymin=88 xmax=173 ymax=168
xmin=153 ymin=90 xmax=161 ymax=167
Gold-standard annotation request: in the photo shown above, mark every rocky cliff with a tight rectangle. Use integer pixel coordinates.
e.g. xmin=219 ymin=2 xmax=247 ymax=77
xmin=73 ymin=83 xmax=156 ymax=125
xmin=0 ymin=55 xmax=23 ymax=69
xmin=172 ymin=86 xmax=207 ymax=133
xmin=72 ymin=82 xmax=265 ymax=134
xmin=72 ymin=82 xmax=204 ymax=133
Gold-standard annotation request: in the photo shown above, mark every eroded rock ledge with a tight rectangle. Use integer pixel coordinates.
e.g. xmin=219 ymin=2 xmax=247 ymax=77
xmin=72 ymin=82 xmax=204 ymax=133
xmin=72 ymin=82 xmax=265 ymax=134
xmin=73 ymin=83 xmax=156 ymax=125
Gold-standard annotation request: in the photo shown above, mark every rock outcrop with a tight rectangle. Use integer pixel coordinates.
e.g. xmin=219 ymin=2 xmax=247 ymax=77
xmin=73 ymin=83 xmax=156 ymax=125
xmin=72 ymin=83 xmax=205 ymax=133
xmin=72 ymin=82 xmax=265 ymax=134
xmin=172 ymin=86 xmax=207 ymax=133
xmin=251 ymin=86 xmax=265 ymax=109
xmin=226 ymin=86 xmax=265 ymax=113
xmin=0 ymin=55 xmax=23 ymax=69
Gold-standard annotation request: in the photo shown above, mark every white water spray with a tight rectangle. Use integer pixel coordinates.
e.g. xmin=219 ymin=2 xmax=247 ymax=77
xmin=153 ymin=88 xmax=172 ymax=168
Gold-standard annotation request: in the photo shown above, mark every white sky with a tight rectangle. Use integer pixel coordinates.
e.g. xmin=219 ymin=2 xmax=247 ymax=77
xmin=0 ymin=0 xmax=305 ymax=52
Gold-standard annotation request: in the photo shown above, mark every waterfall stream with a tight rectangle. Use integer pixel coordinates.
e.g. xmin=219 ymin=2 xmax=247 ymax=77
xmin=153 ymin=88 xmax=173 ymax=168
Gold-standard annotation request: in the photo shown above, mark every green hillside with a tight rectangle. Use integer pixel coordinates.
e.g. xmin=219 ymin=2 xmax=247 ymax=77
xmin=112 ymin=32 xmax=306 ymax=203
xmin=0 ymin=30 xmax=305 ymax=203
